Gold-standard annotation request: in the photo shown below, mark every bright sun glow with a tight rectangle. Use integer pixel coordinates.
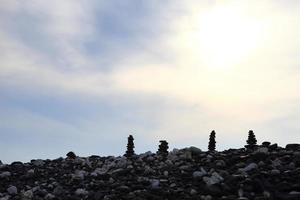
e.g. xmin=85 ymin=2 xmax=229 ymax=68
xmin=196 ymin=6 xmax=263 ymax=69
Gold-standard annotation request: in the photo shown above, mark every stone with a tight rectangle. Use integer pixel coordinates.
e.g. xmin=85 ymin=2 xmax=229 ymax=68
xmin=118 ymin=185 xmax=130 ymax=192
xmin=215 ymin=160 xmax=226 ymax=167
xmin=91 ymin=168 xmax=108 ymax=176
xmin=180 ymin=150 xmax=192 ymax=160
xmin=193 ymin=168 xmax=207 ymax=178
xmin=53 ymin=186 xmax=64 ymax=196
xmin=66 ymin=151 xmax=76 ymax=159
xmin=188 ymin=146 xmax=202 ymax=154
xmin=286 ymin=144 xmax=300 ymax=151
xmin=163 ymin=170 xmax=169 ymax=176
xmin=190 ymin=189 xmax=197 ymax=195
xmin=269 ymin=143 xmax=278 ymax=151
xmin=170 ymin=183 xmax=176 ymax=188
xmin=32 ymin=159 xmax=45 ymax=167
xmin=75 ymin=188 xmax=88 ymax=196
xmin=27 ymin=169 xmax=35 ymax=176
xmin=0 ymin=171 xmax=11 ymax=178
xmin=0 ymin=196 xmax=10 ymax=200
xmin=289 ymin=191 xmax=300 ymax=195
xmin=272 ymin=158 xmax=281 ymax=168
xmin=73 ymin=170 xmax=86 ymax=180
xmin=7 ymin=186 xmax=18 ymax=195
xmin=203 ymin=195 xmax=212 ymax=200
xmin=115 ymin=157 xmax=128 ymax=168
xmin=203 ymin=172 xmax=223 ymax=185
xmin=1 ymin=144 xmax=299 ymax=199
xmin=255 ymin=147 xmax=269 ymax=154
xmin=45 ymin=193 xmax=55 ymax=199
xmin=150 ymin=179 xmax=160 ymax=189
xmin=263 ymin=191 xmax=271 ymax=198
xmin=23 ymin=190 xmax=33 ymax=199
xmin=271 ymin=169 xmax=280 ymax=175
xmin=242 ymin=163 xmax=258 ymax=172
xmin=262 ymin=141 xmax=271 ymax=147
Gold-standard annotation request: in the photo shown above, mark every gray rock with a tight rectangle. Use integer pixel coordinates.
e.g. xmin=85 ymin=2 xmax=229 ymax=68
xmin=53 ymin=186 xmax=64 ymax=196
xmin=270 ymin=169 xmax=280 ymax=175
xmin=289 ymin=191 xmax=300 ymax=195
xmin=146 ymin=156 xmax=155 ymax=162
xmin=32 ymin=159 xmax=45 ymax=167
xmin=180 ymin=150 xmax=192 ymax=160
xmin=7 ymin=186 xmax=18 ymax=195
xmin=272 ymin=158 xmax=281 ymax=168
xmin=170 ymin=183 xmax=176 ymax=188
xmin=27 ymin=169 xmax=35 ymax=176
xmin=22 ymin=190 xmax=33 ymax=199
xmin=115 ymin=157 xmax=128 ymax=168
xmin=202 ymin=172 xmax=223 ymax=185
xmin=190 ymin=189 xmax=197 ymax=195
xmin=202 ymin=195 xmax=212 ymax=200
xmin=163 ymin=171 xmax=169 ymax=176
xmin=73 ymin=170 xmax=86 ymax=180
xmin=111 ymin=168 xmax=126 ymax=175
xmin=193 ymin=168 xmax=207 ymax=178
xmin=263 ymin=191 xmax=271 ymax=198
xmin=45 ymin=193 xmax=56 ymax=199
xmin=215 ymin=160 xmax=226 ymax=167
xmin=144 ymin=165 xmax=154 ymax=174
xmin=0 ymin=171 xmax=11 ymax=178
xmin=0 ymin=196 xmax=10 ymax=200
xmin=255 ymin=147 xmax=269 ymax=154
xmin=242 ymin=163 xmax=258 ymax=172
xmin=150 ymin=179 xmax=160 ymax=189
xmin=118 ymin=185 xmax=130 ymax=192
xmin=75 ymin=188 xmax=88 ymax=196
xmin=91 ymin=168 xmax=108 ymax=176
xmin=188 ymin=146 xmax=202 ymax=154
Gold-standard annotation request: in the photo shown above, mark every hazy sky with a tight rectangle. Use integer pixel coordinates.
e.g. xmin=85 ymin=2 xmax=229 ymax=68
xmin=1 ymin=0 xmax=300 ymax=163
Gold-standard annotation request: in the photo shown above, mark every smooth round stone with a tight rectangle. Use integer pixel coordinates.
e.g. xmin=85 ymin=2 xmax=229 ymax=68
xmin=0 ymin=171 xmax=11 ymax=178
xmin=7 ymin=186 xmax=18 ymax=195
xmin=190 ymin=189 xmax=197 ymax=195
xmin=271 ymin=169 xmax=280 ymax=175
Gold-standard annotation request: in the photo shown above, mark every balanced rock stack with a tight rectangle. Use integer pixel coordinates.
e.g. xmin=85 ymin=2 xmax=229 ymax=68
xmin=0 ymin=143 xmax=300 ymax=200
xmin=124 ymin=135 xmax=135 ymax=158
xmin=157 ymin=140 xmax=169 ymax=158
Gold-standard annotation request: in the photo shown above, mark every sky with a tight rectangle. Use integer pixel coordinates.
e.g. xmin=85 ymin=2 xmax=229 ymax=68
xmin=1 ymin=0 xmax=300 ymax=163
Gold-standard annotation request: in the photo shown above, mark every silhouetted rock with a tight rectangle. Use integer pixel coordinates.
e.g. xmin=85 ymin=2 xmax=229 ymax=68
xmin=262 ymin=141 xmax=271 ymax=147
xmin=66 ymin=151 xmax=76 ymax=159
xmin=124 ymin=135 xmax=135 ymax=158
xmin=157 ymin=140 xmax=169 ymax=157
xmin=208 ymin=130 xmax=216 ymax=151
xmin=245 ymin=130 xmax=257 ymax=149
xmin=286 ymin=144 xmax=300 ymax=151
xmin=269 ymin=143 xmax=278 ymax=151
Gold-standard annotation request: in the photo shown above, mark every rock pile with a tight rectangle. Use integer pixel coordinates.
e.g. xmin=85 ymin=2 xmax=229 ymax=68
xmin=0 ymin=143 xmax=300 ymax=200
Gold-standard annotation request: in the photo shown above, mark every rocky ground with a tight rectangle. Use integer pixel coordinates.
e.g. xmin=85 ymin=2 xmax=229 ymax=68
xmin=0 ymin=143 xmax=300 ymax=200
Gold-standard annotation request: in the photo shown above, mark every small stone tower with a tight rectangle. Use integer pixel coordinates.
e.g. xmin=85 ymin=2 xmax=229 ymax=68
xmin=246 ymin=130 xmax=257 ymax=149
xmin=157 ymin=140 xmax=169 ymax=157
xmin=125 ymin=135 xmax=135 ymax=158
xmin=208 ymin=130 xmax=216 ymax=151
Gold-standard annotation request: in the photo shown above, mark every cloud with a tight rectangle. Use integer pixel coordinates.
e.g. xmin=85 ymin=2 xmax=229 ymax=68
xmin=1 ymin=1 xmax=300 ymax=162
